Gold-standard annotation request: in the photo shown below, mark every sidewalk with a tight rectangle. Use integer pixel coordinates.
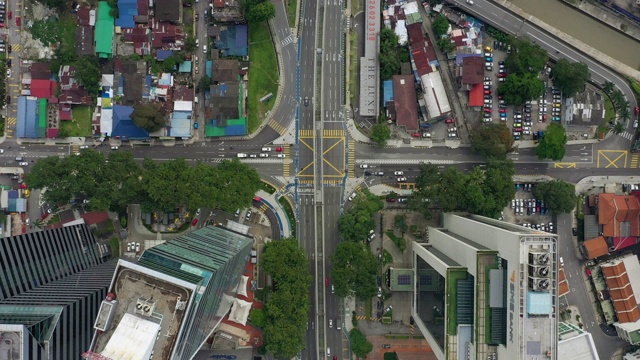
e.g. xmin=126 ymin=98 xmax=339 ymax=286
xmin=256 ymin=189 xmax=292 ymax=238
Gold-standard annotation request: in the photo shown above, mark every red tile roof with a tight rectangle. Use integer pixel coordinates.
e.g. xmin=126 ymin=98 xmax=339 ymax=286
xmin=583 ymin=236 xmax=609 ymax=259
xmin=213 ymin=0 xmax=224 ymax=7
xmin=462 ymin=56 xmax=484 ymax=85
xmin=81 ymin=212 xmax=110 ymax=225
xmin=468 ymin=83 xmax=484 ymax=107
xmin=602 ymin=261 xmax=640 ymax=323
xmin=392 ymin=75 xmax=418 ymax=132
xmin=30 ymin=79 xmax=55 ymax=98
xmin=598 ymin=193 xmax=640 ymax=238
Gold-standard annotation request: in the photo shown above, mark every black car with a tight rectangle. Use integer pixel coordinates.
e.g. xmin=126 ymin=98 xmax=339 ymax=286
xmin=6 ymin=59 xmax=10 ymax=67
xmin=304 ymin=96 xmax=309 ymax=106
xmin=364 ymin=171 xmax=371 ymax=176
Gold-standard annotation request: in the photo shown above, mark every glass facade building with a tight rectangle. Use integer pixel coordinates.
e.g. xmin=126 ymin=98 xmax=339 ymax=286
xmin=0 ymin=224 xmax=116 ymax=360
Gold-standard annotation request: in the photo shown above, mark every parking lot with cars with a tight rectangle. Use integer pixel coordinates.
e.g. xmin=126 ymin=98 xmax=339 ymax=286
xmin=503 ymin=182 xmax=555 ymax=232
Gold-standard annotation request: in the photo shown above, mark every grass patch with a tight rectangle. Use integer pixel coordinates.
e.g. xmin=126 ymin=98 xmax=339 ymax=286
xmin=383 ymin=353 xmax=397 ymax=360
xmin=349 ymin=31 xmax=358 ymax=107
xmin=383 ymin=249 xmax=393 ymax=265
xmin=286 ymin=0 xmax=297 ymax=27
xmin=108 ymin=236 xmax=120 ymax=258
xmin=603 ymin=97 xmax=615 ymax=124
xmin=48 ymin=213 xmax=61 ymax=224
xmin=385 ymin=335 xmax=409 ymax=339
xmin=385 ymin=230 xmax=406 ymax=252
xmin=365 ymin=297 xmax=372 ymax=315
xmin=352 ymin=0 xmax=361 ymax=14
xmin=446 ymin=268 xmax=468 ymax=336
xmin=248 ymin=22 xmax=278 ymax=133
xmin=59 ymin=106 xmax=93 ymax=137
xmin=261 ymin=181 xmax=276 ymax=194
xmin=278 ymin=196 xmax=296 ymax=236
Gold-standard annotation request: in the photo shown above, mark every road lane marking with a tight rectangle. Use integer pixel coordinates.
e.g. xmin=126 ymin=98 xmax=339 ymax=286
xmin=597 ymin=150 xmax=627 ymax=168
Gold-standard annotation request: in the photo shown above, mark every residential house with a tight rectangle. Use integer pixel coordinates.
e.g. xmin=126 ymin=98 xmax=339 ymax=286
xmin=211 ymin=0 xmax=243 ymax=23
xmin=111 ymin=105 xmax=150 ymax=140
xmin=392 ymin=75 xmax=418 ymax=132
xmin=155 ymin=0 xmax=181 ymax=23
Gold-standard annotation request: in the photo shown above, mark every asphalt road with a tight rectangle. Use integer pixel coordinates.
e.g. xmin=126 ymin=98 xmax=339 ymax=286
xmin=450 ymin=0 xmax=638 ymax=150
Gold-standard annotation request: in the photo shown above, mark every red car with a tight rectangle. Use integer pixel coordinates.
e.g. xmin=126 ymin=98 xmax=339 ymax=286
xmin=276 ymin=147 xmax=283 ymax=152
xmin=325 ymin=278 xmax=329 ymax=286
xmin=191 ymin=218 xmax=198 ymax=227
xmin=499 ymin=109 xmax=507 ymax=113
xmin=586 ymin=268 xmax=592 ymax=276
xmin=483 ymin=90 xmax=492 ymax=95
xmin=8 ymin=11 xmax=11 ymax=20
xmin=386 ymin=197 xmax=396 ymax=203
xmin=497 ymin=73 xmax=506 ymax=78
xmin=484 ymin=108 xmax=492 ymax=113
xmin=635 ymin=106 xmax=639 ymax=115
xmin=445 ymin=118 xmax=455 ymax=124
xmin=498 ymin=95 xmax=503 ymax=100
xmin=15 ymin=16 xmax=20 ymax=27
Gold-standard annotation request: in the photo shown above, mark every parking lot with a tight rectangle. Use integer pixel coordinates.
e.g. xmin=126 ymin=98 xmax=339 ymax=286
xmin=482 ymin=39 xmax=565 ymax=141
xmin=502 ymin=182 xmax=555 ymax=232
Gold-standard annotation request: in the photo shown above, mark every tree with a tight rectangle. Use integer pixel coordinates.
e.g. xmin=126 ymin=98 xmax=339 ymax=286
xmin=198 ymin=76 xmax=212 ymax=93
xmin=498 ymin=73 xmax=546 ymax=106
xmin=535 ymin=123 xmax=567 ymax=161
xmin=532 ymin=179 xmax=577 ymax=214
xmin=330 ymin=242 xmax=379 ymax=299
xmin=432 ymin=14 xmax=449 ymax=36
xmin=349 ymin=329 xmax=373 ymax=358
xmin=469 ymin=123 xmax=514 ymax=159
xmin=550 ymin=59 xmax=591 ymax=97
xmin=162 ymin=56 xmax=177 ymax=73
xmin=338 ymin=189 xmax=383 ymax=242
xmin=370 ymin=123 xmax=391 ymax=147
xmin=602 ymin=81 xmax=615 ymax=95
xmin=436 ymin=37 xmax=455 ymax=53
xmin=34 ymin=0 xmax=66 ymax=10
xmin=207 ymin=159 xmax=262 ymax=212
xmin=614 ymin=122 xmax=625 ymax=134
xmin=379 ymin=28 xmax=401 ymax=80
xmin=261 ymin=238 xmax=311 ymax=358
xmin=74 ymin=56 xmax=102 ymax=96
xmin=184 ymin=35 xmax=197 ymax=52
xmin=131 ymin=102 xmax=166 ymax=132
xmin=504 ymin=37 xmax=548 ymax=75
xmin=246 ymin=1 xmax=276 ymax=23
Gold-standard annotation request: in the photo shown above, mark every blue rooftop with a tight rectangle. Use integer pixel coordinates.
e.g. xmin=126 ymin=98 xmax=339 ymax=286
xmin=217 ymin=25 xmax=248 ymax=57
xmin=526 ymin=291 xmax=552 ymax=315
xmin=16 ymin=96 xmax=40 ymax=138
xmin=156 ymin=50 xmax=173 ymax=61
xmin=383 ymin=80 xmax=393 ymax=106
xmin=111 ymin=105 xmax=150 ymax=139
xmin=115 ymin=0 xmax=137 ymax=28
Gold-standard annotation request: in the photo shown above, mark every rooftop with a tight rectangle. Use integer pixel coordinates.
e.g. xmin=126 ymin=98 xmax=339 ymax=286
xmin=598 ymin=193 xmax=640 ymax=238
xmin=392 ymin=75 xmax=418 ymax=132
xmin=601 ymin=254 xmax=640 ymax=323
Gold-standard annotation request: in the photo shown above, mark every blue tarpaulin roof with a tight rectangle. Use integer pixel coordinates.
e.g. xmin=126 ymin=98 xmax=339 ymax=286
xmin=16 ymin=96 xmax=40 ymax=138
xmin=218 ymin=25 xmax=248 ymax=57
xmin=178 ymin=61 xmax=192 ymax=73
xmin=115 ymin=0 xmax=137 ymax=28
xmin=111 ymin=105 xmax=150 ymax=139
xmin=383 ymin=80 xmax=394 ymax=106
xmin=156 ymin=50 xmax=173 ymax=60
xmin=206 ymin=60 xmax=212 ymax=78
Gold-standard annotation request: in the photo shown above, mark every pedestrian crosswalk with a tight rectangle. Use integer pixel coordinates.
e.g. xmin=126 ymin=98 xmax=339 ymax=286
xmin=298 ymin=179 xmax=314 ymax=185
xmin=6 ymin=117 xmax=16 ymax=125
xmin=71 ymin=145 xmax=80 ymax=155
xmin=323 ymin=179 xmax=341 ymax=186
xmin=348 ymin=140 xmax=355 ymax=178
xmin=299 ymin=129 xmax=314 ymax=137
xmin=281 ymin=35 xmax=294 ymax=47
xmin=268 ymin=119 xmax=287 ymax=135
xmin=631 ymin=153 xmax=639 ymax=168
xmin=259 ymin=204 xmax=268 ymax=212
xmin=323 ymin=129 xmax=345 ymax=137
xmin=9 ymin=44 xmax=20 ymax=51
xmin=283 ymin=146 xmax=291 ymax=177
xmin=619 ymin=131 xmax=634 ymax=140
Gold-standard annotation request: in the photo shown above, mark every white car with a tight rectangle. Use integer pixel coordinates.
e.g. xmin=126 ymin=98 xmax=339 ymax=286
xmin=261 ymin=147 xmax=271 ymax=152
xmin=79 ymin=145 xmax=89 ymax=149
xmin=249 ymin=154 xmax=258 ymax=158
xmin=397 ymin=177 xmax=407 ymax=182
xmin=448 ymin=133 xmax=457 ymax=138
xmin=136 ymin=243 xmax=141 ymax=252
xmin=19 ymin=162 xmax=28 ymax=166
xmin=483 ymin=81 xmax=492 ymax=86
xmin=196 ymin=208 xmax=201 ymax=216
xmin=259 ymin=153 xmax=269 ymax=158
xmin=111 ymin=146 xmax=119 ymax=150
xmin=394 ymin=171 xmax=403 ymax=175
xmin=276 ymin=154 xmax=286 ymax=158
xmin=329 ymin=319 xmax=333 ymax=328
xmin=348 ymin=192 xmax=357 ymax=201
xmin=360 ymin=164 xmax=369 ymax=169
xmin=511 ymin=199 xmax=515 ymax=208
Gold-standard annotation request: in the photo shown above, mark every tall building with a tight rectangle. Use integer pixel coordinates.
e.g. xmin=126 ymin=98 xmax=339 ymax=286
xmin=85 ymin=225 xmax=253 ymax=360
xmin=0 ymin=224 xmax=116 ymax=360
xmin=412 ymin=213 xmax=559 ymax=360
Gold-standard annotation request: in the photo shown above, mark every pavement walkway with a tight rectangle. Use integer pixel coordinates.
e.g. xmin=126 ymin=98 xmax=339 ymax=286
xmin=256 ymin=189 xmax=293 ymax=238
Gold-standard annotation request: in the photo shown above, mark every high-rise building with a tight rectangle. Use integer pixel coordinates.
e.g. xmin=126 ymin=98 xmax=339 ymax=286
xmin=412 ymin=213 xmax=559 ymax=360
xmin=85 ymin=225 xmax=253 ymax=360
xmin=0 ymin=224 xmax=116 ymax=359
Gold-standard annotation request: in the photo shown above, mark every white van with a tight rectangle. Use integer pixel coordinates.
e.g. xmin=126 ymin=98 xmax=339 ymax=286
xmin=327 ymin=347 xmax=331 ymax=357
xmin=237 ymin=153 xmax=248 ymax=158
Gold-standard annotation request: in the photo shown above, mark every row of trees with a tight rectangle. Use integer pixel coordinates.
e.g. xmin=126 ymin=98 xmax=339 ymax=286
xmin=603 ymin=81 xmax=633 ymax=129
xmin=252 ymin=238 xmax=311 ymax=358
xmin=410 ymin=161 xmax=516 ymax=219
xmin=337 ymin=189 xmax=384 ymax=242
xmin=532 ymin=180 xmax=577 ymax=214
xmin=380 ymin=28 xmax=410 ymax=81
xmin=240 ymin=0 xmax=276 ymax=23
xmin=498 ymin=38 xmax=547 ymax=106
xmin=25 ymin=151 xmax=262 ymax=215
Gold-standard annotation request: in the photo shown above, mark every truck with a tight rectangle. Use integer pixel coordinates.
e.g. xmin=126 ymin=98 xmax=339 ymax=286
xmin=237 ymin=153 xmax=248 ymax=158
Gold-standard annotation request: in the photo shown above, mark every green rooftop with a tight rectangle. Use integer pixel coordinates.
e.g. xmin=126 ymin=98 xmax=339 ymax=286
xmin=95 ymin=2 xmax=114 ymax=58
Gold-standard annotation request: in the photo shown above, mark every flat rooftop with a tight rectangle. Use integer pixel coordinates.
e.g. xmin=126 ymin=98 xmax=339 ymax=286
xmin=91 ymin=263 xmax=193 ymax=359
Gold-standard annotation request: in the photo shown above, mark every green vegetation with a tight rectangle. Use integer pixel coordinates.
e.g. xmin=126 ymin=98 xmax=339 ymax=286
xmin=286 ymin=0 xmax=297 ymax=27
xmin=380 ymin=28 xmax=405 ymax=80
xmin=50 ymin=15 xmax=81 ymax=74
xmin=260 ymin=238 xmax=312 ymax=358
xmin=446 ymin=269 xmax=467 ymax=336
xmin=383 ymin=353 xmax=398 ymax=360
xmin=498 ymin=73 xmax=546 ymax=106
xmin=331 ymin=241 xmax=379 ymax=299
xmin=383 ymin=249 xmax=393 ymax=265
xmin=59 ymin=106 xmax=93 ymax=137
xmin=108 ymin=237 xmax=120 ymax=258
xmin=535 ymin=123 xmax=567 ymax=161
xmin=131 ymin=103 xmax=166 ymax=132
xmin=386 ymin=230 xmax=406 ymax=252
xmin=246 ymin=2 xmax=276 ymax=23
xmin=30 ymin=19 xmax=64 ymax=46
xmin=247 ymin=22 xmax=278 ymax=133
xmin=349 ymin=329 xmax=374 ymax=358
xmin=26 ymin=152 xmax=262 ymax=215
xmin=504 ymin=37 xmax=549 ymax=75
xmin=261 ymin=181 xmax=276 ymax=194
xmin=349 ymin=31 xmax=358 ymax=107
xmin=337 ymin=189 xmax=384 ymax=242
xmin=278 ymin=196 xmax=296 ymax=236
xmin=370 ymin=123 xmax=391 ymax=146
xmin=432 ymin=14 xmax=449 ymax=36
xmin=486 ymin=25 xmax=510 ymax=43
xmin=532 ymin=179 xmax=577 ymax=214
xmin=550 ymin=59 xmax=591 ymax=97
xmin=469 ymin=123 xmax=514 ymax=159
xmin=411 ymin=161 xmax=516 ymax=219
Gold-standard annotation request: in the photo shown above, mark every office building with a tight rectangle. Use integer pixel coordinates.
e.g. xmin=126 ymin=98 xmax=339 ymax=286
xmin=0 ymin=224 xmax=116 ymax=359
xmin=412 ymin=213 xmax=559 ymax=360
xmin=85 ymin=225 xmax=253 ymax=360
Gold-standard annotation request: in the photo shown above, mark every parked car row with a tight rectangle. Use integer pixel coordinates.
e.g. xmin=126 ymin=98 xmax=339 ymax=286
xmin=126 ymin=242 xmax=141 ymax=253
xmin=521 ymin=222 xmax=554 ymax=232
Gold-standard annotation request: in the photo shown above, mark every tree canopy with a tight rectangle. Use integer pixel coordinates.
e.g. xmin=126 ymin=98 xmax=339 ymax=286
xmin=246 ymin=1 xmax=276 ymax=23
xmin=550 ymin=59 xmax=591 ymax=97
xmin=74 ymin=56 xmax=102 ymax=97
xmin=535 ymin=123 xmax=567 ymax=161
xmin=411 ymin=160 xmax=515 ymax=219
xmin=432 ymin=14 xmax=449 ymax=36
xmin=131 ymin=102 xmax=166 ymax=132
xmin=337 ymin=189 xmax=384 ymax=242
xmin=380 ymin=28 xmax=402 ymax=81
xmin=25 ymin=151 xmax=262 ymax=214
xmin=498 ymin=72 xmax=546 ymax=106
xmin=504 ymin=37 xmax=548 ymax=75
xmin=260 ymin=238 xmax=311 ymax=358
xmin=330 ymin=241 xmax=379 ymax=299
xmin=350 ymin=329 xmax=373 ymax=358
xmin=470 ymin=123 xmax=514 ymax=159
xmin=370 ymin=123 xmax=391 ymax=147
xmin=532 ymin=180 xmax=577 ymax=214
